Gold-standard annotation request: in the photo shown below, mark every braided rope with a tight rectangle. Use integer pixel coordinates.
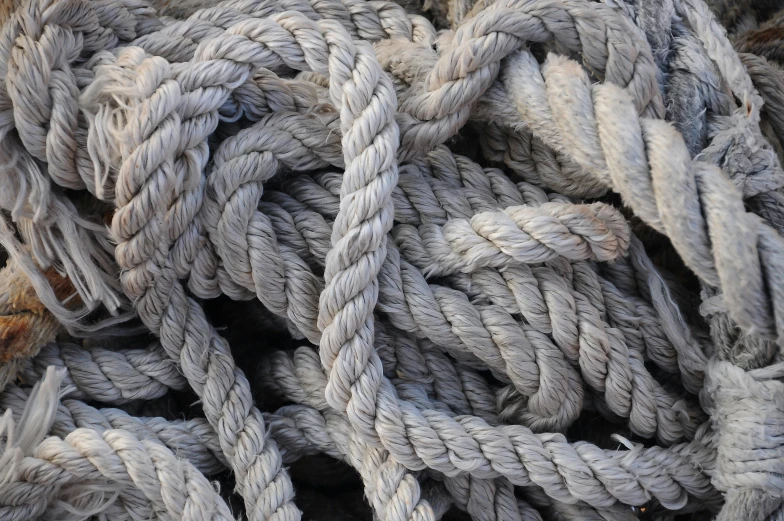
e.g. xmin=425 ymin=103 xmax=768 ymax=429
xmin=477 ymin=120 xmax=609 ymax=199
xmin=467 ymin=1 xmax=784 ymax=375
xmin=260 ymin=336 xmax=436 ymax=521
xmin=267 ymin=405 xmax=553 ymax=521
xmin=0 ymin=0 xmax=159 ymax=188
xmin=378 ymin=324 xmax=499 ymax=424
xmin=368 ymin=34 xmax=708 ymax=392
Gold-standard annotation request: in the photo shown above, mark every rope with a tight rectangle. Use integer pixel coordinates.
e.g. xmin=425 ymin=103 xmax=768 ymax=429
xmin=503 ymin=48 xmax=784 ymax=342
xmin=20 ymin=342 xmax=186 ymax=404
xmin=3 ymin=4 xmax=304 ymax=517
xmin=704 ymin=360 xmax=784 ymax=520
xmin=0 ymin=369 xmax=234 ymax=521
xmin=0 ymin=0 xmax=782 ymax=519
xmin=209 ymin=112 xmax=702 ymax=441
xmin=0 ymin=384 xmax=227 ymax=476
xmin=0 ymin=259 xmax=65 ymax=392
xmin=282 ymin=151 xmax=705 ymax=388
xmin=257 ymin=339 xmax=643 ymax=521
xmin=259 ymin=345 xmax=721 ymax=511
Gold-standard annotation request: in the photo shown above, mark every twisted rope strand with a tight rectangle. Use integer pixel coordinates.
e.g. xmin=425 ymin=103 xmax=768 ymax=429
xmin=260 ymin=345 xmax=720 ymax=510
xmin=396 ymin=201 xmax=630 ymax=276
xmin=378 ymin=325 xmax=498 ymax=424
xmin=0 ymin=368 xmax=233 ymax=521
xmin=1 ymin=1 xmax=780 ymax=520
xmin=82 ymin=46 xmax=300 ymax=521
xmin=255 ymin=149 xmax=701 ymax=441
xmin=395 ymin=0 xmax=663 ymax=158
xmin=477 ymin=120 xmax=609 ymax=199
xmin=261 ymin=322 xmax=639 ymax=521
xmin=259 ymin=342 xmax=608 ymax=521
xmin=203 ymin=109 xmax=584 ymax=431
xmin=1 ymin=0 xmax=157 ymax=189
xmin=285 ymin=149 xmax=699 ymax=390
xmin=20 ymin=342 xmax=186 ymax=405
xmin=366 ymin=42 xmax=704 ymax=389
xmin=0 ymin=384 xmax=227 ymax=476
xmin=503 ymin=48 xmax=784 ymax=343
xmin=80 ymin=5 xmax=424 ymax=516
xmin=266 ymin=404 xmax=553 ymax=521
xmin=4 ymin=428 xmax=235 ymax=521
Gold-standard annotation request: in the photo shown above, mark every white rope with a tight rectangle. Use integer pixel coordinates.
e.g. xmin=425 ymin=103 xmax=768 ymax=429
xmin=0 ymin=0 xmax=782 ymax=520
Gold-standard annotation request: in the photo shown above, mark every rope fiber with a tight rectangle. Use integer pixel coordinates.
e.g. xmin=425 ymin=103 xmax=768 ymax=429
xmin=0 ymin=0 xmax=783 ymax=520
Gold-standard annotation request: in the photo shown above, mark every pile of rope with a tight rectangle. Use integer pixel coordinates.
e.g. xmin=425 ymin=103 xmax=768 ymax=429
xmin=1 ymin=0 xmax=784 ymax=519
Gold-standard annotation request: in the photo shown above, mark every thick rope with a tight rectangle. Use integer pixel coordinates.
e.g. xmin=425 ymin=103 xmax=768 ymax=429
xmin=0 ymin=367 xmax=234 ymax=521
xmin=503 ymin=49 xmax=784 ymax=343
xmin=1 ymin=4 xmax=302 ymax=515
xmin=82 ymin=9 xmax=427 ymax=518
xmin=20 ymin=342 xmax=186 ymax=404
xmin=281 ymin=148 xmax=704 ymax=388
xmin=257 ymin=342 xmax=647 ymax=521
xmin=240 ymin=134 xmax=702 ymax=440
xmin=202 ymin=109 xmax=585 ymax=432
xmin=260 ymin=345 xmax=721 ymax=510
xmin=1 ymin=0 xmax=783 ymax=520
xmin=704 ymin=360 xmax=784 ymax=521
xmin=0 ymin=384 xmax=227 ymax=475
xmin=79 ymin=46 xmax=301 ymax=521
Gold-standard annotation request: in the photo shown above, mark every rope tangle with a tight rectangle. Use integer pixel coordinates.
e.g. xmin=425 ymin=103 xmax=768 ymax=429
xmin=0 ymin=0 xmax=782 ymax=520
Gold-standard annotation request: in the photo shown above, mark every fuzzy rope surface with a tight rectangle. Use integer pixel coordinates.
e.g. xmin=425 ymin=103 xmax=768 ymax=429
xmin=1 ymin=0 xmax=784 ymax=520
xmin=0 ymin=369 xmax=234 ymax=521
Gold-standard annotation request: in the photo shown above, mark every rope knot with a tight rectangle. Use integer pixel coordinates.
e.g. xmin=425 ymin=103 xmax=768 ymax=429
xmin=704 ymin=360 xmax=784 ymax=497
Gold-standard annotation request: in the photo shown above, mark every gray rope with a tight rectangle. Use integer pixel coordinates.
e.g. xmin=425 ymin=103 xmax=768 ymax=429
xmin=85 ymin=35 xmax=307 ymax=521
xmin=0 ymin=367 xmax=234 ymax=521
xmin=262 ymin=150 xmax=702 ymax=441
xmin=20 ymin=342 xmax=186 ymax=404
xmin=0 ymin=384 xmax=227 ymax=476
xmin=502 ymin=48 xmax=784 ymax=343
xmin=259 ymin=344 xmax=642 ymax=521
xmin=81 ymin=5 xmax=423 ymax=518
xmin=394 ymin=0 xmax=663 ymax=159
xmin=321 ymin=149 xmax=701 ymax=388
xmin=259 ymin=345 xmax=721 ymax=510
xmin=368 ymin=38 xmax=706 ymax=391
xmin=704 ymin=360 xmax=784 ymax=521
xmin=204 ymin=109 xmax=588 ymax=432
xmin=261 ymin=343 xmax=437 ymax=521
xmin=1 ymin=2 xmax=781 ymax=521
xmin=477 ymin=120 xmax=609 ymax=199
xmin=2 ymin=4 xmax=304 ymax=517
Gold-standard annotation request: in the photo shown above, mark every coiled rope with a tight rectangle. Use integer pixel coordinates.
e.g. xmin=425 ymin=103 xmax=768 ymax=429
xmin=0 ymin=0 xmax=783 ymax=520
